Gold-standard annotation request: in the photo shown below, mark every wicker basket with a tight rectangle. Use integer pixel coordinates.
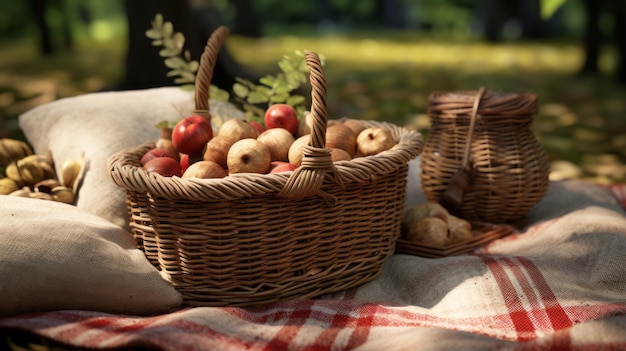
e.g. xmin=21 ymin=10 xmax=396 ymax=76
xmin=107 ymin=26 xmax=423 ymax=307
xmin=420 ymin=87 xmax=550 ymax=223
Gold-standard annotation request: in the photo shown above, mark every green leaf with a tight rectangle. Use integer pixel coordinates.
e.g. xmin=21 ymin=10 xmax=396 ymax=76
xmin=145 ymin=28 xmax=162 ymax=39
xmin=235 ymin=77 xmax=257 ymax=89
xmin=210 ymin=85 xmax=230 ymax=101
xmin=160 ymin=47 xmax=181 ymax=57
xmin=259 ymin=75 xmax=276 ymax=87
xmin=178 ymin=71 xmax=196 ymax=81
xmin=179 ymin=84 xmax=195 ymax=92
xmin=174 ymin=76 xmax=196 ymax=84
xmin=247 ymin=91 xmax=270 ymax=104
xmin=270 ymin=92 xmax=290 ymax=103
xmin=254 ymin=85 xmax=273 ymax=97
xmin=172 ymin=32 xmax=185 ymax=51
xmin=285 ymin=71 xmax=306 ymax=88
xmin=153 ymin=14 xmax=164 ymax=29
xmin=164 ymin=56 xmax=187 ymax=69
xmin=278 ymin=58 xmax=296 ymax=73
xmin=286 ymin=95 xmax=306 ymax=107
xmin=166 ymin=69 xmax=184 ymax=77
xmin=273 ymin=79 xmax=292 ymax=95
xmin=540 ymin=0 xmax=567 ymax=19
xmin=154 ymin=120 xmax=170 ymax=129
xmin=186 ymin=60 xmax=199 ymax=73
xmin=162 ymin=21 xmax=173 ymax=38
xmin=233 ymin=82 xmax=250 ymax=98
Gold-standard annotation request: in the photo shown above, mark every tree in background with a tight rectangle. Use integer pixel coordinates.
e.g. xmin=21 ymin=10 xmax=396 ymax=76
xmin=27 ymin=0 xmax=73 ymax=55
xmin=579 ymin=0 xmax=626 ymax=84
xmin=122 ymin=0 xmax=259 ymax=90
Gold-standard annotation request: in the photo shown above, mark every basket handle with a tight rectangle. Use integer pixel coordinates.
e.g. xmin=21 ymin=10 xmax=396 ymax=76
xmin=439 ymin=87 xmax=486 ymax=214
xmin=277 ymin=51 xmax=342 ymax=203
xmin=193 ymin=26 xmax=230 ymax=121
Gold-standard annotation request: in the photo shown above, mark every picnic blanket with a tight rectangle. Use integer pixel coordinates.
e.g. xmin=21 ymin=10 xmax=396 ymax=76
xmin=1 ymin=181 xmax=625 ymax=350
xmin=1 ymin=87 xmax=625 ymax=350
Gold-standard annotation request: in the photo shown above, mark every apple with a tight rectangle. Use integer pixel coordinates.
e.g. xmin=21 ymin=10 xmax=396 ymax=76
xmin=325 ymin=124 xmax=357 ymax=157
xmin=288 ymin=135 xmax=311 ymax=167
xmin=203 ymin=135 xmax=236 ymax=169
xmin=155 ymin=127 xmax=179 ymax=157
xmin=218 ymin=118 xmax=258 ymax=141
xmin=180 ymin=153 xmax=203 ymax=173
xmin=141 ymin=147 xmax=179 ymax=165
xmin=356 ymin=127 xmax=396 ymax=156
xmin=143 ymin=157 xmax=183 ymax=177
xmin=256 ymin=127 xmax=295 ymax=162
xmin=270 ymin=161 xmax=297 ymax=174
xmin=249 ymin=120 xmax=266 ymax=135
xmin=265 ymin=104 xmax=298 ymax=134
xmin=296 ymin=111 xmax=313 ymax=137
xmin=342 ymin=120 xmax=367 ymax=137
xmin=182 ymin=160 xmax=227 ymax=179
xmin=227 ymin=138 xmax=272 ymax=174
xmin=171 ymin=115 xmax=213 ymax=156
xmin=330 ymin=148 xmax=352 ymax=162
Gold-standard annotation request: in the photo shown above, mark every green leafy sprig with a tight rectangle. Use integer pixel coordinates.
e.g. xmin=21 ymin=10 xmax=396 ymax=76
xmin=145 ymin=14 xmax=198 ymax=90
xmin=146 ymin=14 xmax=322 ymax=126
xmin=146 ymin=14 xmax=229 ymax=101
xmin=232 ymin=50 xmax=324 ymax=123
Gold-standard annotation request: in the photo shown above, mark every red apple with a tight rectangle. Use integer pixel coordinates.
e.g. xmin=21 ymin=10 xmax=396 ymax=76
xmin=256 ymin=127 xmax=295 ymax=162
xmin=141 ymin=147 xmax=179 ymax=165
xmin=270 ymin=161 xmax=297 ymax=174
xmin=249 ymin=120 xmax=267 ymax=135
xmin=180 ymin=153 xmax=203 ymax=172
xmin=143 ymin=157 xmax=183 ymax=177
xmin=264 ymin=104 xmax=298 ymax=134
xmin=171 ymin=115 xmax=213 ymax=156
xmin=227 ymin=138 xmax=272 ymax=174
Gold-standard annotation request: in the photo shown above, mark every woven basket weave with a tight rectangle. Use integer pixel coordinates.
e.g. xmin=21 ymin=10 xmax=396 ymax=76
xmin=107 ymin=26 xmax=423 ymax=307
xmin=420 ymin=88 xmax=550 ymax=223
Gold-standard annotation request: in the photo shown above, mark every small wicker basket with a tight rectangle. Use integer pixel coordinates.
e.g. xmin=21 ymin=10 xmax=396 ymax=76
xmin=420 ymin=88 xmax=550 ymax=223
xmin=107 ymin=26 xmax=423 ymax=307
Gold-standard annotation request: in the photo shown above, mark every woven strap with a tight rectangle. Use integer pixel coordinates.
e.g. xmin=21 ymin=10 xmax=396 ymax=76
xmin=193 ymin=26 xmax=229 ymax=121
xmin=459 ymin=87 xmax=486 ymax=172
xmin=278 ymin=51 xmax=345 ymax=203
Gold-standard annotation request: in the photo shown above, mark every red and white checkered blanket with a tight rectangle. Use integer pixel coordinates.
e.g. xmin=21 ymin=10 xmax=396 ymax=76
xmin=1 ymin=181 xmax=625 ymax=350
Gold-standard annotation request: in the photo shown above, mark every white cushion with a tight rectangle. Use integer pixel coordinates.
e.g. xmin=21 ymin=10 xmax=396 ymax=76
xmin=0 ymin=195 xmax=182 ymax=316
xmin=19 ymin=87 xmax=242 ymax=230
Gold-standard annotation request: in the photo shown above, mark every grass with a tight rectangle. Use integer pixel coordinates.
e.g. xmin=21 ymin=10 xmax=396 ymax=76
xmin=1 ymin=33 xmax=625 ymax=183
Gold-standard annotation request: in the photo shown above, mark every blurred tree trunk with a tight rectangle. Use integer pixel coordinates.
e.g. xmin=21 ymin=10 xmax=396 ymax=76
xmin=380 ymin=0 xmax=406 ymax=29
xmin=122 ymin=0 xmax=181 ymax=89
xmin=121 ymin=0 xmax=259 ymax=90
xmin=231 ymin=0 xmax=261 ymax=37
xmin=613 ymin=0 xmax=626 ymax=84
xmin=483 ymin=0 xmax=503 ymax=42
xmin=28 ymin=0 xmax=73 ymax=54
xmin=518 ymin=0 xmax=544 ymax=39
xmin=579 ymin=0 xmax=601 ymax=75
xmin=28 ymin=0 xmax=54 ymax=55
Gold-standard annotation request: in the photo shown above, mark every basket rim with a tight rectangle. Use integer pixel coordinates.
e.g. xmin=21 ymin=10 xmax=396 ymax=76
xmin=107 ymin=118 xmax=423 ymax=202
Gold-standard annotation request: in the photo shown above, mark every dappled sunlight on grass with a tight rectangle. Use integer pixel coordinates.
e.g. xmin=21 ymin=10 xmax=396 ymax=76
xmin=229 ymin=35 xmax=625 ymax=183
xmin=1 ymin=34 xmax=625 ymax=183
